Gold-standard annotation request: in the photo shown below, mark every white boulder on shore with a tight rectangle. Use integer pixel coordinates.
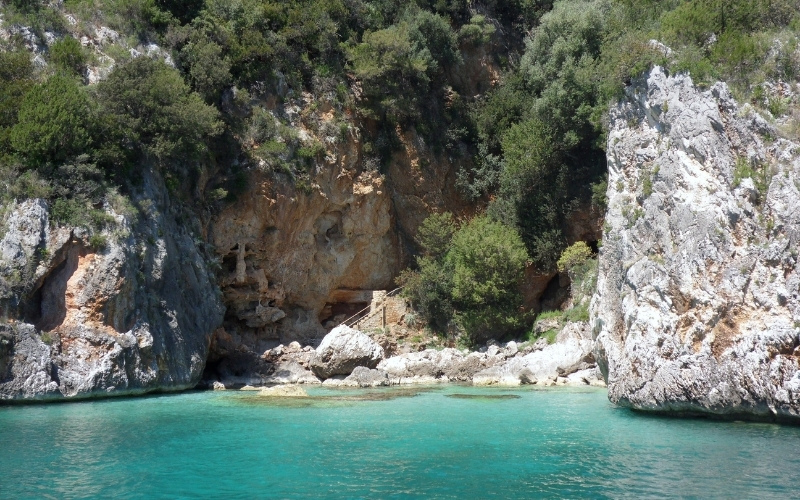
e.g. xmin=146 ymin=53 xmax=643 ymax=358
xmin=309 ymin=325 xmax=384 ymax=379
xmin=472 ymin=323 xmax=602 ymax=387
xmin=210 ymin=322 xmax=605 ymax=389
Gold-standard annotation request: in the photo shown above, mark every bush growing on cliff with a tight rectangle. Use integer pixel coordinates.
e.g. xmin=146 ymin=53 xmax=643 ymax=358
xmin=557 ymin=241 xmax=597 ymax=302
xmin=346 ymin=23 xmax=431 ymax=122
xmin=0 ymin=48 xmax=35 ymax=155
xmin=470 ymin=0 xmax=608 ymax=272
xmin=49 ymin=37 xmax=88 ymax=77
xmin=10 ymin=73 xmax=92 ymax=166
xmin=400 ymin=213 xmax=529 ymax=343
xmin=94 ymin=57 xmax=222 ymax=172
xmin=448 ymin=216 xmax=529 ymax=340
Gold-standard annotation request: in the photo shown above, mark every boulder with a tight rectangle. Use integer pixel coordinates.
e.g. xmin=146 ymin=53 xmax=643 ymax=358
xmin=309 ymin=325 xmax=384 ymax=379
xmin=263 ymin=361 xmax=321 ymax=385
xmin=343 ymin=366 xmax=390 ymax=387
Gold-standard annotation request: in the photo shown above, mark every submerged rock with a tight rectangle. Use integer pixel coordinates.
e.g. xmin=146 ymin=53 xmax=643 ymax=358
xmin=258 ymin=384 xmax=308 ymax=397
xmin=593 ymin=66 xmax=800 ymax=422
xmin=309 ymin=325 xmax=384 ymax=379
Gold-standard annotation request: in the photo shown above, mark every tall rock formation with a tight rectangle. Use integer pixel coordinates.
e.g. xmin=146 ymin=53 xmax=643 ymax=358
xmin=0 ymin=170 xmax=224 ymax=401
xmin=593 ymin=66 xmax=800 ymax=421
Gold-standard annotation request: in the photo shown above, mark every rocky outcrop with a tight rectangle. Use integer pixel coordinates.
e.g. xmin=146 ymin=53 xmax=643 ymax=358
xmin=378 ymin=347 xmax=495 ymax=384
xmin=0 ymin=171 xmax=224 ymax=401
xmin=593 ymin=66 xmax=800 ymax=421
xmin=202 ymin=322 xmax=603 ymax=388
xmin=309 ymin=325 xmax=384 ymax=378
xmin=343 ymin=366 xmax=390 ymax=387
xmin=472 ymin=323 xmax=600 ymax=386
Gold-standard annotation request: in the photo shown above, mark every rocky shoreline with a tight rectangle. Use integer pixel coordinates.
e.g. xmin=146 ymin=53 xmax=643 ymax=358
xmin=202 ymin=324 xmax=606 ymax=391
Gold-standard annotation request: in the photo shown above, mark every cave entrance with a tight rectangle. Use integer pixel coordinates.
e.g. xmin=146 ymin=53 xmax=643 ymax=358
xmin=319 ymin=289 xmax=382 ymax=328
xmin=539 ymin=273 xmax=570 ymax=312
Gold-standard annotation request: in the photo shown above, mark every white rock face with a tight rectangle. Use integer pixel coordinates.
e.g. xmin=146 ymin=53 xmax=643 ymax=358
xmin=593 ymin=66 xmax=800 ymax=421
xmin=309 ymin=325 xmax=384 ymax=378
xmin=0 ymin=199 xmax=48 ymax=264
xmin=0 ymin=170 xmax=224 ymax=401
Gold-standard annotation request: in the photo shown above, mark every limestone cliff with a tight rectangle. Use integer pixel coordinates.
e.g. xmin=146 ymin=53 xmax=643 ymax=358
xmin=593 ymin=66 xmax=800 ymax=421
xmin=0 ymin=170 xmax=223 ymax=401
xmin=205 ymin=82 xmax=489 ymax=380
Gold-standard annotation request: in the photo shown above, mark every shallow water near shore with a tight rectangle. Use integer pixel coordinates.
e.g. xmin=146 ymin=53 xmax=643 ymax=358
xmin=1 ymin=385 xmax=798 ymax=499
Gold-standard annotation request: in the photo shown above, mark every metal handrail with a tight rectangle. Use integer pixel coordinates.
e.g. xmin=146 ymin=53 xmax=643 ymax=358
xmin=338 ymin=287 xmax=403 ymax=328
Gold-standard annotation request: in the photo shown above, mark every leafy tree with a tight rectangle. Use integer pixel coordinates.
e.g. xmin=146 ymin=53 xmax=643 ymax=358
xmin=397 ymin=256 xmax=454 ymax=332
xmin=10 ymin=73 xmax=92 ymax=166
xmin=95 ymin=57 xmax=222 ymax=170
xmin=0 ymin=48 xmax=35 ymax=153
xmin=447 ymin=216 xmax=528 ymax=312
xmin=404 ymin=8 xmax=462 ymax=76
xmin=179 ymin=34 xmax=232 ymax=103
xmin=416 ymin=211 xmax=457 ymax=259
xmin=347 ymin=23 xmax=431 ymax=120
xmin=401 ymin=213 xmax=528 ymax=340
xmin=447 ymin=216 xmax=529 ymax=340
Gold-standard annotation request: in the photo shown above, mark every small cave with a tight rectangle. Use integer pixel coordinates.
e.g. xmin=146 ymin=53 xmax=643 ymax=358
xmin=25 ymin=255 xmax=73 ymax=331
xmin=221 ymin=253 xmax=238 ymax=275
xmin=319 ymin=301 xmax=370 ymax=328
xmin=23 ymin=242 xmax=92 ymax=332
xmin=539 ymin=273 xmax=571 ymax=312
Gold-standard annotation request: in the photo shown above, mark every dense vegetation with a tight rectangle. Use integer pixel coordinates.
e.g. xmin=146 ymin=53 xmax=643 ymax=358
xmin=1 ymin=0 xmax=799 ymax=342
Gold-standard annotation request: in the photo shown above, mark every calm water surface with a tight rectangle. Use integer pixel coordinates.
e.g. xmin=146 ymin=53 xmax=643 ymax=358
xmin=1 ymin=385 xmax=797 ymax=499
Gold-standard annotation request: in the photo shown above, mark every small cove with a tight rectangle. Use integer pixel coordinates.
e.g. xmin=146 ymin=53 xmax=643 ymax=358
xmin=1 ymin=385 xmax=798 ymax=499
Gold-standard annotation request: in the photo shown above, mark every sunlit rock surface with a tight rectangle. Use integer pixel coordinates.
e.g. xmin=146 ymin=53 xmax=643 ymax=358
xmin=593 ymin=66 xmax=800 ymax=421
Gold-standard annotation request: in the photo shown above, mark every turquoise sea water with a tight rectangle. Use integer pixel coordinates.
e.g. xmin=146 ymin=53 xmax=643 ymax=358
xmin=1 ymin=385 xmax=798 ymax=499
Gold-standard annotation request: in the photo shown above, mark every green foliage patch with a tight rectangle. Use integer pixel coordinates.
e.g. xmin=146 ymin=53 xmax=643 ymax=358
xmin=400 ymin=213 xmax=529 ymax=344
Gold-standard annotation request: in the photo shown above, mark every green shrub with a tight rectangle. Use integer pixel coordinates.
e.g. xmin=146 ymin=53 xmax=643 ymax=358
xmin=397 ymin=257 xmax=455 ymax=332
xmin=458 ymin=15 xmax=496 ymax=46
xmin=89 ymin=233 xmax=108 ymax=250
xmin=49 ymin=37 xmax=88 ymax=76
xmin=416 ymin=212 xmax=457 ymax=259
xmin=178 ymin=33 xmax=232 ymax=102
xmin=95 ymin=57 xmax=222 ymax=170
xmin=447 ymin=216 xmax=529 ymax=340
xmin=0 ymin=48 xmax=35 ymax=154
xmin=10 ymin=74 xmax=92 ymax=166
xmin=556 ymin=241 xmax=592 ymax=274
xmin=346 ymin=23 xmax=430 ymax=121
xmin=50 ymin=198 xmax=88 ymax=227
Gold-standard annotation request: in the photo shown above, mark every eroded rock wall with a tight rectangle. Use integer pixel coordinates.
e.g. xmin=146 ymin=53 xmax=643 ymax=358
xmin=207 ymin=93 xmax=484 ymax=369
xmin=0 ymin=170 xmax=223 ymax=401
xmin=592 ymin=66 xmax=800 ymax=421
